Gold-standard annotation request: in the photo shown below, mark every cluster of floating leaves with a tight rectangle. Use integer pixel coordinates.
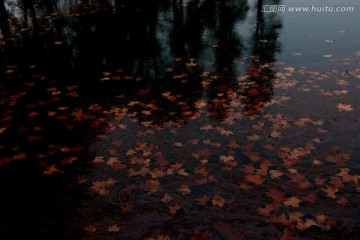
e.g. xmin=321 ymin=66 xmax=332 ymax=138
xmin=74 ymin=58 xmax=360 ymax=239
xmin=1 ymin=51 xmax=360 ymax=238
xmin=1 ymin=4 xmax=360 ymax=236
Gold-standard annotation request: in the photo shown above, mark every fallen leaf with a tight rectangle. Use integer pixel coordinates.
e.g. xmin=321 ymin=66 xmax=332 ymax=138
xmin=60 ymin=156 xmax=78 ymax=165
xmin=336 ymin=197 xmax=349 ymax=206
xmin=84 ymin=225 xmax=97 ymax=233
xmin=108 ymin=224 xmax=121 ymax=233
xmin=43 ymin=164 xmax=61 ymax=175
xmin=168 ymin=204 xmax=181 ymax=214
xmin=179 ymin=185 xmax=191 ymax=195
xmin=244 ymin=174 xmax=264 ymax=185
xmin=195 ymin=195 xmax=210 ymax=206
xmin=337 ymin=103 xmax=353 ymax=112
xmin=283 ymin=196 xmax=302 ymax=207
xmin=0 ymin=128 xmax=6 ymax=134
xmin=174 ymin=142 xmax=183 ymax=147
xmin=322 ymin=186 xmax=338 ymax=199
xmin=161 ymin=193 xmax=172 ymax=203
xmin=280 ymin=228 xmax=295 ymax=240
xmin=212 ymin=195 xmax=226 ymax=207
xmin=269 ymin=170 xmax=284 ymax=179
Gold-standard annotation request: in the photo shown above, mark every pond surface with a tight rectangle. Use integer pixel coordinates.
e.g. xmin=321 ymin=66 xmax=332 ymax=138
xmin=0 ymin=0 xmax=359 ymax=239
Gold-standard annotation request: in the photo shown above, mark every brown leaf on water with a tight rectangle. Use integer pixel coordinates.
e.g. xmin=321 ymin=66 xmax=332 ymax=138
xmin=269 ymin=170 xmax=284 ymax=179
xmin=179 ymin=185 xmax=191 ymax=195
xmin=336 ymin=197 xmax=349 ymax=206
xmin=326 ymin=153 xmax=351 ymax=164
xmin=43 ymin=164 xmax=62 ymax=175
xmin=108 ymin=224 xmax=121 ymax=233
xmin=92 ymin=156 xmax=104 ymax=163
xmin=244 ymin=151 xmax=261 ymax=162
xmin=336 ymin=168 xmax=359 ymax=184
xmin=12 ymin=152 xmax=28 ymax=161
xmin=84 ymin=225 xmax=97 ymax=233
xmin=266 ymin=188 xmax=286 ymax=203
xmin=161 ymin=193 xmax=173 ymax=203
xmin=212 ymin=195 xmax=226 ymax=207
xmin=107 ymin=157 xmax=126 ymax=171
xmin=168 ymin=204 xmax=181 ymax=214
xmin=0 ymin=127 xmax=6 ymax=134
xmin=256 ymin=203 xmax=279 ymax=216
xmin=244 ymin=174 xmax=264 ymax=185
xmin=337 ymin=103 xmax=353 ymax=112
xmin=290 ymin=172 xmax=311 ymax=189
xmin=194 ymin=166 xmax=209 ymax=176
xmin=91 ymin=178 xmax=116 ymax=196
xmin=301 ymin=194 xmax=317 ymax=203
xmin=257 ymin=160 xmax=272 ymax=176
xmin=228 ymin=140 xmax=240 ymax=148
xmin=195 ymin=195 xmax=210 ymax=206
xmin=283 ymin=196 xmax=302 ymax=208
xmin=60 ymin=156 xmax=78 ymax=165
xmin=279 ymin=228 xmax=295 ymax=240
xmin=322 ymin=186 xmax=338 ymax=199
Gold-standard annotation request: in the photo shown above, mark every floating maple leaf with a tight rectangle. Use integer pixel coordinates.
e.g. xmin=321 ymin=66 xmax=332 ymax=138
xmin=108 ymin=224 xmax=121 ymax=233
xmin=283 ymin=196 xmax=302 ymax=207
xmin=0 ymin=127 xmax=6 ymax=134
xmin=322 ymin=186 xmax=338 ymax=199
xmin=92 ymin=156 xmax=104 ymax=163
xmin=161 ymin=193 xmax=173 ymax=203
xmin=337 ymin=103 xmax=353 ymax=112
xmin=43 ymin=164 xmax=61 ymax=175
xmin=257 ymin=203 xmax=279 ymax=216
xmin=269 ymin=170 xmax=284 ymax=179
xmin=195 ymin=195 xmax=210 ymax=206
xmin=266 ymin=188 xmax=286 ymax=203
xmin=168 ymin=204 xmax=181 ymax=214
xmin=212 ymin=195 xmax=226 ymax=207
xmin=60 ymin=156 xmax=78 ymax=165
xmin=179 ymin=185 xmax=191 ymax=195
xmin=336 ymin=168 xmax=359 ymax=184
xmin=244 ymin=174 xmax=264 ymax=185
xmin=84 ymin=225 xmax=97 ymax=233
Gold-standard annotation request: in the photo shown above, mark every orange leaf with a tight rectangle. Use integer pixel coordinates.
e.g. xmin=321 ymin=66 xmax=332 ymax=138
xmin=283 ymin=196 xmax=302 ymax=208
xmin=244 ymin=174 xmax=264 ymax=185
xmin=168 ymin=204 xmax=181 ymax=214
xmin=195 ymin=195 xmax=210 ymax=206
xmin=108 ymin=224 xmax=121 ymax=233
xmin=212 ymin=195 xmax=226 ymax=207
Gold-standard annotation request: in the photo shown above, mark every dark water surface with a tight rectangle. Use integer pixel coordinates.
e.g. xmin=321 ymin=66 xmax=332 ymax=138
xmin=0 ymin=0 xmax=359 ymax=239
